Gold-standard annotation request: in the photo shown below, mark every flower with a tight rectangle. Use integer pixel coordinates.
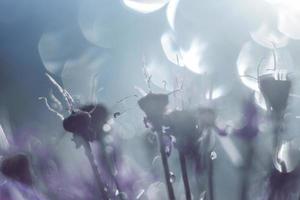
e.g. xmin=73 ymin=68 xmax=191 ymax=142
xmin=63 ymin=111 xmax=91 ymax=136
xmin=0 ymin=154 xmax=33 ymax=186
xmin=80 ymin=104 xmax=109 ymax=139
xmin=165 ymin=110 xmax=198 ymax=155
xmin=63 ymin=104 xmax=109 ymax=142
xmin=259 ymin=73 xmax=291 ymax=114
xmin=138 ymin=93 xmax=169 ymax=131
xmin=138 ymin=93 xmax=169 ymax=118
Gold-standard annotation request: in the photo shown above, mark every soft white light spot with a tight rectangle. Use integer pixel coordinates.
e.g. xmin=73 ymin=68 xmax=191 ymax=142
xmin=166 ymin=0 xmax=180 ymax=30
xmin=160 ymin=32 xmax=184 ymax=66
xmin=274 ymin=141 xmax=300 ymax=173
xmin=278 ymin=9 xmax=300 ymax=40
xmin=218 ymin=136 xmax=243 ymax=167
xmin=210 ymin=151 xmax=217 ymax=160
xmin=103 ymin=124 xmax=112 ymax=132
xmin=38 ymin=31 xmax=67 ymax=74
xmin=264 ymin=0 xmax=283 ymax=5
xmin=123 ymin=0 xmax=169 ymax=13
xmin=180 ymin=39 xmax=207 ymax=74
xmin=62 ymin=47 xmax=108 ymax=104
xmin=0 ymin=125 xmax=9 ymax=151
xmin=205 ymin=87 xmax=225 ymax=100
xmin=136 ymin=189 xmax=145 ymax=199
xmin=255 ymin=91 xmax=268 ymax=111
xmin=250 ymin=22 xmax=289 ymax=48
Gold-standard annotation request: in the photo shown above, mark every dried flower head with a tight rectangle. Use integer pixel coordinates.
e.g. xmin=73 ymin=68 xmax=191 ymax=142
xmin=259 ymin=73 xmax=291 ymax=113
xmin=138 ymin=93 xmax=169 ymax=118
xmin=0 ymin=154 xmax=33 ymax=186
xmin=63 ymin=104 xmax=109 ymax=142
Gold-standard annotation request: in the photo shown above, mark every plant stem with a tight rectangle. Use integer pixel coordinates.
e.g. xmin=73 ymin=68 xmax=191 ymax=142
xmin=83 ymin=141 xmax=109 ymax=200
xmin=207 ymin=129 xmax=214 ymax=200
xmin=240 ymin=142 xmax=254 ymax=200
xmin=208 ymin=152 xmax=214 ymax=200
xmin=268 ymin=113 xmax=284 ymax=200
xmin=157 ymin=131 xmax=176 ymax=200
xmin=99 ymin=140 xmax=125 ymax=200
xmin=179 ymin=151 xmax=191 ymax=200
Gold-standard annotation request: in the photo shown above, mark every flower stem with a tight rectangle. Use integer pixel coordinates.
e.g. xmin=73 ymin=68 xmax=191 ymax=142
xmin=207 ymin=129 xmax=214 ymax=200
xmin=208 ymin=152 xmax=214 ymax=200
xmin=83 ymin=141 xmax=109 ymax=200
xmin=179 ymin=151 xmax=191 ymax=200
xmin=99 ymin=140 xmax=125 ymax=200
xmin=157 ymin=131 xmax=176 ymax=200
xmin=240 ymin=142 xmax=254 ymax=200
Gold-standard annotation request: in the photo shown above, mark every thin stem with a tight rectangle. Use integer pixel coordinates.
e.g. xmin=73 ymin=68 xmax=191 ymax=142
xmin=179 ymin=151 xmax=191 ymax=200
xmin=38 ymin=97 xmax=64 ymax=120
xmin=207 ymin=129 xmax=214 ymax=200
xmin=272 ymin=113 xmax=283 ymax=151
xmin=157 ymin=131 xmax=176 ymax=200
xmin=45 ymin=73 xmax=74 ymax=112
xmin=99 ymin=139 xmax=125 ymax=200
xmin=207 ymin=153 xmax=214 ymax=200
xmin=83 ymin=141 xmax=109 ymax=200
xmin=268 ymin=114 xmax=284 ymax=200
xmin=240 ymin=142 xmax=254 ymax=200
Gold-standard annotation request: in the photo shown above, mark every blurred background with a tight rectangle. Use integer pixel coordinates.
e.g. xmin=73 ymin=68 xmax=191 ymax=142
xmin=1 ymin=0 xmax=300 ymax=199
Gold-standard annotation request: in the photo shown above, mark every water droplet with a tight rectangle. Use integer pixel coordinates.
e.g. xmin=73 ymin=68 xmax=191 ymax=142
xmin=210 ymin=151 xmax=217 ymax=160
xmin=162 ymin=126 xmax=170 ymax=133
xmin=199 ymin=191 xmax=207 ymax=200
xmin=169 ymin=171 xmax=176 ymax=183
xmin=112 ymin=168 xmax=118 ymax=176
xmin=103 ymin=123 xmax=111 ymax=132
xmin=165 ymin=146 xmax=171 ymax=157
xmin=136 ymin=189 xmax=145 ymax=199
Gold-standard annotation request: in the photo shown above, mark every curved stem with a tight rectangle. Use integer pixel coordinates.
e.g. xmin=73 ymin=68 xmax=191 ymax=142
xmin=83 ymin=141 xmax=109 ymax=200
xmin=157 ymin=131 xmax=176 ymax=200
xmin=207 ymin=129 xmax=214 ymax=200
xmin=99 ymin=139 xmax=125 ymax=200
xmin=240 ymin=142 xmax=254 ymax=200
xmin=207 ymin=153 xmax=214 ymax=200
xmin=179 ymin=151 xmax=191 ymax=200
